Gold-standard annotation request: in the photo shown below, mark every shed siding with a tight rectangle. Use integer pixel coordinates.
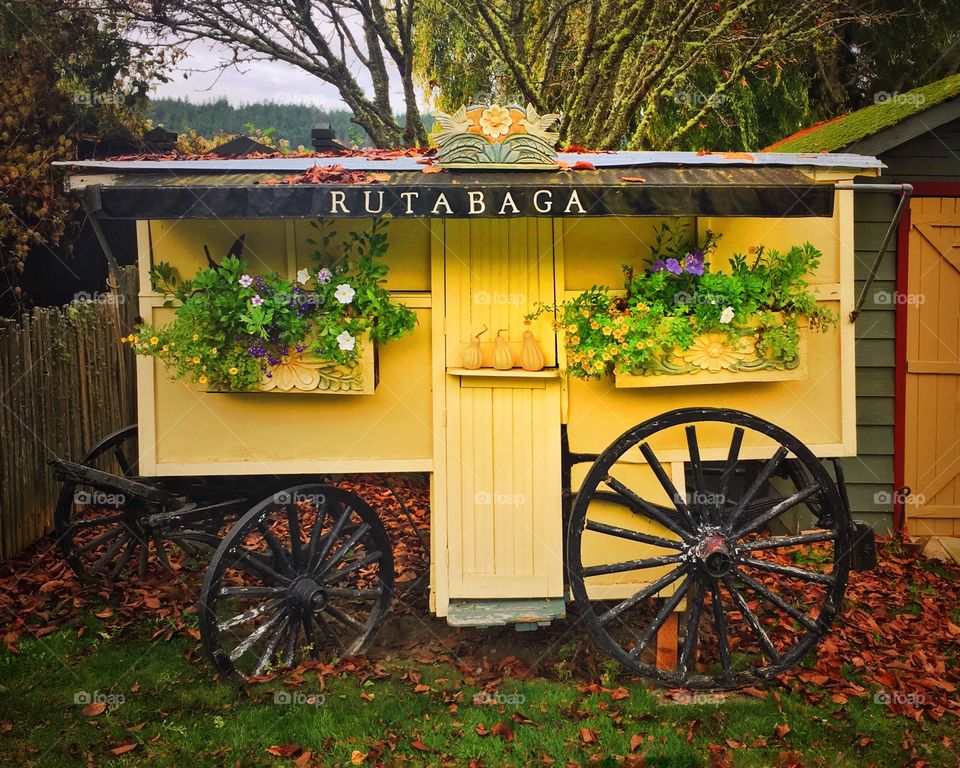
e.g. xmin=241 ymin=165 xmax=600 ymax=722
xmin=846 ymin=114 xmax=960 ymax=532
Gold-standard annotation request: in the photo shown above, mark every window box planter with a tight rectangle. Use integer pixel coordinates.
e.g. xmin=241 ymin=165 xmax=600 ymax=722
xmin=254 ymin=333 xmax=376 ymax=394
xmin=612 ymin=315 xmax=809 ymax=388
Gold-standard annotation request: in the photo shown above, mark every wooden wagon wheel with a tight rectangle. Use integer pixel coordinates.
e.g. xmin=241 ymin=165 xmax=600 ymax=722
xmin=53 ymin=425 xmax=218 ymax=582
xmin=567 ymin=408 xmax=852 ymax=690
xmin=200 ymin=484 xmax=394 ymax=681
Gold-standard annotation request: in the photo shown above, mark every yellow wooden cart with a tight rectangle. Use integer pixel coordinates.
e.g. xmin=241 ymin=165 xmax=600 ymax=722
xmin=53 ymin=107 xmax=889 ymax=688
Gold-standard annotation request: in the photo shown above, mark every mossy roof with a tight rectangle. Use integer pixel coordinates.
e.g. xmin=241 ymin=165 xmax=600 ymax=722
xmin=765 ymin=73 xmax=960 ymax=153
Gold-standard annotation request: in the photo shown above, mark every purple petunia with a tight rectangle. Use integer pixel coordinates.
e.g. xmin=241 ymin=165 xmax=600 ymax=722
xmin=251 ymin=295 xmax=264 ymax=307
xmin=683 ymin=253 xmax=704 ymax=276
xmin=665 ymin=258 xmax=682 ymax=275
xmin=651 ymin=260 xmax=667 ymax=273
xmin=238 ymin=274 xmax=253 ymax=288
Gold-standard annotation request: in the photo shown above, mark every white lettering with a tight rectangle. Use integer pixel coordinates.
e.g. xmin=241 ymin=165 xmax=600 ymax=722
xmin=329 ymin=190 xmax=349 ymax=214
xmin=563 ymin=190 xmax=586 ymax=214
xmin=363 ymin=190 xmax=385 ymax=214
xmin=399 ymin=191 xmax=419 ymax=214
xmin=498 ymin=192 xmax=520 ymax=215
xmin=468 ymin=190 xmax=486 ymax=215
xmin=533 ymin=189 xmax=553 ymax=214
xmin=431 ymin=192 xmax=453 ymax=215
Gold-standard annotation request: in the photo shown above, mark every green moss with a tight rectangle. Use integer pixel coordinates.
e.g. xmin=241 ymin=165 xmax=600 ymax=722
xmin=766 ymin=73 xmax=960 ymax=153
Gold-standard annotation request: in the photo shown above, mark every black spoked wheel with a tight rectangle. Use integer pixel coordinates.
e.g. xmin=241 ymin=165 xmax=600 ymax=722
xmin=200 ymin=484 xmax=394 ymax=681
xmin=568 ymin=407 xmax=852 ymax=689
xmin=53 ymin=425 xmax=218 ymax=582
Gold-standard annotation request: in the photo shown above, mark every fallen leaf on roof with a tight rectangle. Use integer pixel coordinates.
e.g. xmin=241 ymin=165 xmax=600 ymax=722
xmin=421 ymin=164 xmax=444 ymax=174
xmin=571 ymin=161 xmax=596 ymax=170
xmin=621 ymin=176 xmax=646 ymax=183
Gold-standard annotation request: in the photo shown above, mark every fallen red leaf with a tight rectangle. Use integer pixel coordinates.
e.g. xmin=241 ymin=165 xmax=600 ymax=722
xmin=110 ymin=744 xmax=137 ymax=756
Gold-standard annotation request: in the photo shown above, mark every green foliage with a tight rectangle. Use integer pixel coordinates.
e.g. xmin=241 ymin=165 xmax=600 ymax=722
xmin=131 ymin=218 xmax=416 ymax=391
xmin=530 ymin=223 xmax=835 ymax=379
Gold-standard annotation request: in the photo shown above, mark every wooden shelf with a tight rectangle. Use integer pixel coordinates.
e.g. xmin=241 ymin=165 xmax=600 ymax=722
xmin=446 ymin=367 xmax=561 ymax=379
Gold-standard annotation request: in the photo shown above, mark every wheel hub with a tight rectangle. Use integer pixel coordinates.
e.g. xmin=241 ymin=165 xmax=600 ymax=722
xmin=289 ymin=577 xmax=327 ymax=611
xmin=694 ymin=534 xmax=735 ymax=577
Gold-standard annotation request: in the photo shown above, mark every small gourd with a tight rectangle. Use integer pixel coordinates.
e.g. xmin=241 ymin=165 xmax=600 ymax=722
xmin=462 ymin=326 xmax=485 ymax=370
xmin=493 ymin=329 xmax=514 ymax=370
xmin=520 ymin=329 xmax=545 ymax=371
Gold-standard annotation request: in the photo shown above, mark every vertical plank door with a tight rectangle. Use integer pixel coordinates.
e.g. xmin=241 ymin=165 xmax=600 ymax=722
xmin=442 ymin=218 xmax=564 ymax=600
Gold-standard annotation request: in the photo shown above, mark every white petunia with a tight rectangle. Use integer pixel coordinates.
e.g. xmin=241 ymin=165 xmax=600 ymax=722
xmin=334 ymin=283 xmax=356 ymax=304
xmin=336 ymin=330 xmax=356 ymax=351
xmin=296 ymin=268 xmax=310 ymax=285
xmin=719 ymin=306 xmax=735 ymax=324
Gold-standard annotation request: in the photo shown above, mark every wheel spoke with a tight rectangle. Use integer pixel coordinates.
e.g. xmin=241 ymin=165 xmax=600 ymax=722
xmin=253 ymin=614 xmax=291 ymax=675
xmin=738 ymin=557 xmax=835 ymax=585
xmin=321 ymin=550 xmax=383 ymax=585
xmin=67 ymin=513 xmax=126 ymax=531
xmin=87 ymin=531 xmax=130 ymax=577
xmin=730 ymin=485 xmax=822 ymax=540
xmin=584 ymin=519 xmax=684 ymax=550
xmin=583 ymin=553 xmax=685 ymax=578
xmin=77 ymin=524 xmax=126 ymax=554
xmin=323 ymin=605 xmax=366 ymax=635
xmin=287 ymin=502 xmax=302 ymax=570
xmin=109 ymin=537 xmax=136 ymax=580
xmin=324 ymin=587 xmax=382 ymax=598
xmin=726 ymin=446 xmax=788 ymax=532
xmin=153 ymin=536 xmax=174 ymax=573
xmin=113 ymin=446 xmax=134 ymax=476
xmin=315 ymin=523 xmax=371 ymax=577
xmin=678 ymin=577 xmax=707 ymax=676
xmin=312 ymin=505 xmax=352 ymax=571
xmin=723 ymin=575 xmax=781 ymax=664
xmin=304 ymin=496 xmax=330 ymax=571
xmin=218 ymin=599 xmax=286 ymax=631
xmin=597 ymin=564 xmax=689 ymax=626
xmin=733 ymin=568 xmax=819 ymax=632
xmin=302 ymin=614 xmax=320 ymax=660
xmin=710 ymin=578 xmax=732 ymax=678
xmin=628 ymin=576 xmax=692 ymax=659
xmin=717 ymin=427 xmax=744 ymax=514
xmin=282 ymin=617 xmax=299 ymax=668
xmin=223 ymin=548 xmax=292 ymax=585
xmin=312 ymin=609 xmax=346 ymax=653
xmin=603 ymin=474 xmax=696 ymax=544
xmin=638 ymin=442 xmax=697 ymax=531
xmin=219 ymin=586 xmax=286 ymax=599
xmin=258 ymin=522 xmax=293 ymax=575
xmin=685 ymin=425 xmax=706 ymax=518
xmin=229 ymin=608 xmax=285 ymax=663
xmin=745 ymin=531 xmax=836 ymax=552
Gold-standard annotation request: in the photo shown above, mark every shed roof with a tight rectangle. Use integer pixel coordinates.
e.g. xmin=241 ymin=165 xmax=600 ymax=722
xmin=766 ymin=73 xmax=960 ymax=154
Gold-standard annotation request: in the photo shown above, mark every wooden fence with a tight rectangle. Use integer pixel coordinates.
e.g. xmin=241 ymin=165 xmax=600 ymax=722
xmin=0 ymin=268 xmax=138 ymax=562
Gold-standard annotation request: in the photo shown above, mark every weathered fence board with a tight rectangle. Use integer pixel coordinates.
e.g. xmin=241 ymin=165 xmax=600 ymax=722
xmin=0 ymin=268 xmax=137 ymax=562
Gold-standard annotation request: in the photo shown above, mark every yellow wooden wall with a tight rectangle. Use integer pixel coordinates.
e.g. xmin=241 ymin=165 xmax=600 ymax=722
xmin=136 ymin=218 xmax=434 ymax=476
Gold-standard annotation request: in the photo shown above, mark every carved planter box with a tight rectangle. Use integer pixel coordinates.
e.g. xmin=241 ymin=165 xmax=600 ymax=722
xmin=211 ymin=334 xmax=377 ymax=395
xmin=613 ymin=316 xmax=809 ymax=389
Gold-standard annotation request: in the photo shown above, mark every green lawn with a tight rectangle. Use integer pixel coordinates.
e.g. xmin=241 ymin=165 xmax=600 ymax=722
xmin=0 ymin=615 xmax=955 ymax=768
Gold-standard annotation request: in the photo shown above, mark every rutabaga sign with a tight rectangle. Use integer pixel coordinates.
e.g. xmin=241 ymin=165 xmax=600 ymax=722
xmin=317 ymin=186 xmax=593 ymax=217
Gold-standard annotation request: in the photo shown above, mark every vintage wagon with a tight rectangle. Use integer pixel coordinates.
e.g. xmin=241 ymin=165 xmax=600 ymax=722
xmin=52 ymin=105 xmax=896 ymax=689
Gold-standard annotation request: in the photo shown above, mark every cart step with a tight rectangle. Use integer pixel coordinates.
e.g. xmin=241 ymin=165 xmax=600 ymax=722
xmin=446 ymin=598 xmax=566 ymax=630
xmin=48 ymin=458 xmax=185 ymax=506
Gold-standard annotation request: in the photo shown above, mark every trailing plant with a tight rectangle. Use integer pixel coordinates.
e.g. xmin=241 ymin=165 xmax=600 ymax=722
xmin=128 ymin=217 xmax=416 ymax=391
xmin=529 ymin=222 xmax=836 ymax=379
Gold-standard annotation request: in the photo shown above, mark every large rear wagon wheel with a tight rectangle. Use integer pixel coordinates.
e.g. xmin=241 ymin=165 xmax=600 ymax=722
xmin=568 ymin=408 xmax=852 ymax=690
xmin=200 ymin=484 xmax=393 ymax=681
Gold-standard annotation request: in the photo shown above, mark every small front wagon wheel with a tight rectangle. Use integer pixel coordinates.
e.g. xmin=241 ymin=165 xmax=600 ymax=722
xmin=200 ymin=484 xmax=394 ymax=681
xmin=568 ymin=408 xmax=852 ymax=690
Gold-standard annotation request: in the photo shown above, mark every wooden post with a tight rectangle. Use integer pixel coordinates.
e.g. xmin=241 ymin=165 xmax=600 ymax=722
xmin=656 ymin=610 xmax=679 ymax=670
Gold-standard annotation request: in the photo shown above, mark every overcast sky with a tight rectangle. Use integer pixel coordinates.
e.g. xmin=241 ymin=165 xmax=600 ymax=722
xmin=151 ymin=40 xmax=413 ymax=111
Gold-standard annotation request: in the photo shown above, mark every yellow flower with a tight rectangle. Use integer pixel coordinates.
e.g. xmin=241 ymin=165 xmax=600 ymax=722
xmin=198 ymin=375 xmax=208 ymax=385
xmin=602 ymin=326 xmax=612 ymax=336
xmin=228 ymin=367 xmax=238 ymax=375
xmin=149 ymin=336 xmax=159 ymax=346
xmin=192 ymin=334 xmax=199 ymax=341
xmin=192 ymin=356 xmax=201 ymax=364
xmin=590 ymin=320 xmax=600 ymax=330
xmin=569 ymin=335 xmax=580 ymax=345
xmin=201 ymin=365 xmax=207 ymax=371
xmin=161 ymin=345 xmax=169 ymax=352
xmin=478 ymin=105 xmax=512 ymax=138
xmin=350 ymin=750 xmax=366 ymax=766
xmin=210 ymin=347 xmax=218 ymax=356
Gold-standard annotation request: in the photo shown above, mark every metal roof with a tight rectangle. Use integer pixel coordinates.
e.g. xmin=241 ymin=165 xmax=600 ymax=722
xmin=56 ymin=149 xmax=883 ymax=174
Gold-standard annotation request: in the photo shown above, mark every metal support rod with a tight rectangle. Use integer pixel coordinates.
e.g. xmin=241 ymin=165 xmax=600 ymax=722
xmin=834 ymin=183 xmax=913 ymax=323
xmin=81 ymin=189 xmax=122 ymax=288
